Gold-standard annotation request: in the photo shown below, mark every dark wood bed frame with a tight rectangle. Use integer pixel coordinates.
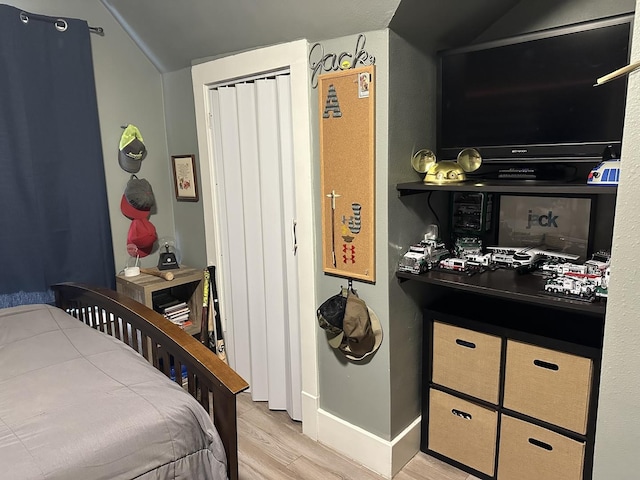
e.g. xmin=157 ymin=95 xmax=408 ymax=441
xmin=52 ymin=283 xmax=249 ymax=480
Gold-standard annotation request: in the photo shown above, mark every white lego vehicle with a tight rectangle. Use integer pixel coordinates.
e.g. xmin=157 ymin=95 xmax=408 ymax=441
xmin=584 ymin=251 xmax=611 ymax=274
xmin=542 ymin=262 xmax=589 ymax=276
xmin=398 ymin=246 xmax=431 ymax=274
xmin=399 ymin=240 xmax=449 ymax=274
xmin=454 ymin=236 xmax=483 ymax=257
xmin=544 ymin=276 xmax=595 ymax=299
xmin=465 ymin=252 xmax=494 ymax=267
xmin=439 ymin=257 xmax=468 ymax=272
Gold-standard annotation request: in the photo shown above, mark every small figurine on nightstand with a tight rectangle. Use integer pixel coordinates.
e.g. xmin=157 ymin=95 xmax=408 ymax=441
xmin=158 ymin=237 xmax=180 ymax=270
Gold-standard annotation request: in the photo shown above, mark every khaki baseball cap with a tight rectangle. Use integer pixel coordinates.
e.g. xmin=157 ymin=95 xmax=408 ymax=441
xmin=338 ymin=290 xmax=382 ymax=360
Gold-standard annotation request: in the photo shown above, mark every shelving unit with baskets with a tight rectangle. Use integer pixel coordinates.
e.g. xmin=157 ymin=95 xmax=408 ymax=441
xmin=396 ymin=179 xmax=615 ymax=479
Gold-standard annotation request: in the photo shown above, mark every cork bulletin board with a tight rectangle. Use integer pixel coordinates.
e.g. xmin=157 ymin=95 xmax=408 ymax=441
xmin=319 ymin=65 xmax=375 ymax=282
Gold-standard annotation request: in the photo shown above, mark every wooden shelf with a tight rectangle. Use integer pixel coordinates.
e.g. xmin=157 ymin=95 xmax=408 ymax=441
xmin=116 ymin=266 xmax=203 ymax=336
xmin=397 ymin=180 xmax=617 ymax=196
xmin=396 ymin=268 xmax=606 ymax=317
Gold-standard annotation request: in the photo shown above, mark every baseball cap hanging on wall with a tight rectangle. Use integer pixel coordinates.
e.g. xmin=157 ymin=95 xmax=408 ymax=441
xmin=127 ymin=218 xmax=157 ymax=257
xmin=120 ymin=174 xmax=157 ymax=257
xmin=120 ymin=175 xmax=155 ymax=219
xmin=118 ymin=124 xmax=147 ymax=173
xmin=317 ymin=284 xmax=382 ymax=361
xmin=317 ymin=286 xmax=348 ymax=342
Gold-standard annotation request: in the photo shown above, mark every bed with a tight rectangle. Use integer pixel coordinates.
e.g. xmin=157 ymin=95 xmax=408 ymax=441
xmin=0 ymin=283 xmax=249 ymax=480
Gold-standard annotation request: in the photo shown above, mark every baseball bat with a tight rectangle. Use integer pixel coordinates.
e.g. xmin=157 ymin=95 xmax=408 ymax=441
xmin=200 ymin=269 xmax=210 ymax=344
xmin=208 ymin=265 xmax=227 ymax=364
xmin=140 ymin=268 xmax=174 ymax=281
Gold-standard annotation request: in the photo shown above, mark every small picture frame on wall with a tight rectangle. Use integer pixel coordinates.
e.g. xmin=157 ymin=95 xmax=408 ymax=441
xmin=171 ymin=154 xmax=199 ymax=202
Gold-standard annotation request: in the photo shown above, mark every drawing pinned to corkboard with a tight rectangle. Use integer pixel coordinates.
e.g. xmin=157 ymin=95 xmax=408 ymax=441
xmin=319 ymin=66 xmax=375 ymax=282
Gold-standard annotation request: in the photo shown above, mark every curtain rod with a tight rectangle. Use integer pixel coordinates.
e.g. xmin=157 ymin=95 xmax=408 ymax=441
xmin=19 ymin=11 xmax=104 ymax=35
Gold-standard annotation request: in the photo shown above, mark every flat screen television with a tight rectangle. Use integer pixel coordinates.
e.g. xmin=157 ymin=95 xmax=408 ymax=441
xmin=437 ymin=14 xmax=632 ymax=165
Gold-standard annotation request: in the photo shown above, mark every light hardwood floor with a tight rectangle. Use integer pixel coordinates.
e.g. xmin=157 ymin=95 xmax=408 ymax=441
xmin=236 ymin=392 xmax=480 ymax=480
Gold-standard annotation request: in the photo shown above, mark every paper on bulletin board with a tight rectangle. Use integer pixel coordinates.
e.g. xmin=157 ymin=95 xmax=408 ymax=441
xmin=318 ymin=66 xmax=375 ymax=282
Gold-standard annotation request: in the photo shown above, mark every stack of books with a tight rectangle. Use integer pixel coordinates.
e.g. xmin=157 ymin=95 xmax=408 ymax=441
xmin=162 ymin=302 xmax=191 ymax=327
xmin=153 ymin=292 xmax=192 ymax=329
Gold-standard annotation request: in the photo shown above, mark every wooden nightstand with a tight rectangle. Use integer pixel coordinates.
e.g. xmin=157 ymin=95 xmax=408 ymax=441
xmin=116 ymin=265 xmax=203 ymax=337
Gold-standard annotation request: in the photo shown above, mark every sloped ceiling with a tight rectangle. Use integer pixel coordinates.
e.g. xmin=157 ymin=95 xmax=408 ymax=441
xmin=100 ymin=0 xmax=522 ymax=74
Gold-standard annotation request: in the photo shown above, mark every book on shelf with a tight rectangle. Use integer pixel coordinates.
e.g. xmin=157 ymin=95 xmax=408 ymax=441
xmin=153 ymin=292 xmax=181 ymax=311
xmin=165 ymin=309 xmax=191 ymax=322
xmin=163 ymin=301 xmax=188 ymax=314
xmin=164 ymin=307 xmax=189 ymax=318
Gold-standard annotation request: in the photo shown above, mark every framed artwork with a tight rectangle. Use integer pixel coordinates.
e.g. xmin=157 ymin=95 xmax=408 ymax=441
xmin=498 ymin=195 xmax=593 ymax=261
xmin=171 ymin=155 xmax=199 ymax=202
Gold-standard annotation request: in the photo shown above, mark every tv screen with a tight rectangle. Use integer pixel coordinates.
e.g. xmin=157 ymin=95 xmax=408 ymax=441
xmin=437 ymin=14 xmax=632 ymax=164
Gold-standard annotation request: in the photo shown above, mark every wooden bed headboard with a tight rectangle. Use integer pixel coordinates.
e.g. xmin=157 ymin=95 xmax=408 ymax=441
xmin=52 ymin=282 xmax=249 ymax=480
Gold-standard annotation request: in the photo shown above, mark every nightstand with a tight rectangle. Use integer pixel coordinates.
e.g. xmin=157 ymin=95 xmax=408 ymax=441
xmin=116 ymin=265 xmax=203 ymax=337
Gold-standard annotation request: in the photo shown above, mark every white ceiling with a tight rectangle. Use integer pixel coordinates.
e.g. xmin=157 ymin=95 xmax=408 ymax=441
xmin=100 ymin=0 xmax=522 ymax=74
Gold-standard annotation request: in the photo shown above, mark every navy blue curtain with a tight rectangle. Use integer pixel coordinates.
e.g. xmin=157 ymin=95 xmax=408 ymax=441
xmin=0 ymin=5 xmax=115 ymax=306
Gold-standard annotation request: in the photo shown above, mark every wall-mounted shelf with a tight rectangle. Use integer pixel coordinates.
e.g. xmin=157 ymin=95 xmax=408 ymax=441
xmin=397 ymin=180 xmax=617 ymax=196
xmin=396 ymin=269 xmax=606 ymax=318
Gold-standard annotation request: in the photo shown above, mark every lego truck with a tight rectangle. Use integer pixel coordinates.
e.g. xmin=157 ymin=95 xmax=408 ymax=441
xmin=399 ymin=240 xmax=450 ymax=274
xmin=544 ymin=275 xmax=595 ymax=299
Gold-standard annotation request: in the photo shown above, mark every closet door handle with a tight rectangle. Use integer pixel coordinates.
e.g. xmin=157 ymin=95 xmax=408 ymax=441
xmin=292 ymin=219 xmax=298 ymax=255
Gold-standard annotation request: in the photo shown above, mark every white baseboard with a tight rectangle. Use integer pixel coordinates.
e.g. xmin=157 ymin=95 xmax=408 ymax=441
xmin=301 ymin=390 xmax=319 ymax=440
xmin=316 ymin=409 xmax=421 ymax=479
xmin=391 ymin=416 xmax=422 ymax=477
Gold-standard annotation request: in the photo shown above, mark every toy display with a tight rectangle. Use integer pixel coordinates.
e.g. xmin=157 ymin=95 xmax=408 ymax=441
xmin=544 ymin=275 xmax=596 ymax=299
xmin=397 ymin=223 xmax=611 ymax=304
xmin=454 ymin=236 xmax=482 ymax=257
xmin=451 ymin=192 xmax=493 ymax=234
xmin=540 ymin=251 xmax=611 ymax=301
xmin=587 ymin=159 xmax=620 ymax=185
xmin=585 ymin=251 xmax=612 ymax=273
xmin=587 ymin=145 xmax=621 ymax=186
xmin=448 ymin=237 xmax=496 ymax=274
xmin=411 ymin=148 xmax=482 ymax=185
xmin=439 ymin=257 xmax=468 ymax=272
xmin=595 ymin=267 xmax=611 ymax=298
xmin=398 ymin=226 xmax=450 ymax=274
xmin=486 ymin=246 xmax=580 ymax=273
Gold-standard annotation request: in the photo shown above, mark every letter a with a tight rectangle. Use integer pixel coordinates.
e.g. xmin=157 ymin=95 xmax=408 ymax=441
xmin=323 ymin=84 xmax=342 ymax=118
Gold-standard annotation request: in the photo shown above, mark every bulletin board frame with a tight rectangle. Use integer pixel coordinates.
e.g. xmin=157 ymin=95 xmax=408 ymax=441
xmin=318 ymin=65 xmax=376 ymax=282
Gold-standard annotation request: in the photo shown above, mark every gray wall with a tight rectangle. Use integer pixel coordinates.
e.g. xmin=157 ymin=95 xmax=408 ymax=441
xmin=312 ymin=30 xmax=393 ymax=440
xmin=387 ymin=31 xmax=437 ymax=438
xmin=161 ymin=68 xmax=207 ymax=269
xmin=10 ymin=0 xmax=175 ymax=273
